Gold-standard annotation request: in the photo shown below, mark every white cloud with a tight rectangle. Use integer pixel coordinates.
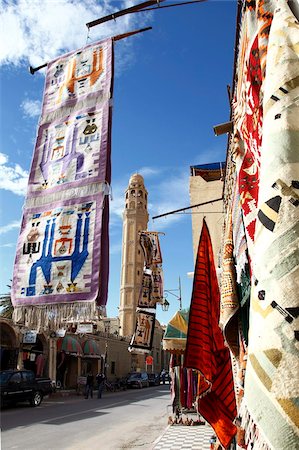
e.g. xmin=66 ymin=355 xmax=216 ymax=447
xmin=0 ymin=220 xmax=20 ymax=235
xmin=148 ymin=169 xmax=190 ymax=229
xmin=0 ymin=0 xmax=148 ymax=69
xmin=21 ymin=99 xmax=41 ymax=118
xmin=0 ymin=243 xmax=16 ymax=248
xmin=192 ymin=143 xmax=227 ymax=167
xmin=110 ymin=180 xmax=127 ymax=222
xmin=0 ymin=152 xmax=29 ymax=196
xmin=138 ymin=166 xmax=162 ymax=178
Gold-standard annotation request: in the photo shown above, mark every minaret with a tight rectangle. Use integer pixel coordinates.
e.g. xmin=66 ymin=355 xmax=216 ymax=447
xmin=119 ymin=174 xmax=149 ymax=337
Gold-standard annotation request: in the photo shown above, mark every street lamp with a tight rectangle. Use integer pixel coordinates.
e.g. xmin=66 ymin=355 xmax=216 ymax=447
xmin=161 ymin=298 xmax=170 ymax=312
xmin=163 ymin=277 xmax=182 ymax=311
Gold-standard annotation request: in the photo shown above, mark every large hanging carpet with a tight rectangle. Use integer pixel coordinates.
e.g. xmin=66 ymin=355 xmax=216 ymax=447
xmin=184 ymin=220 xmax=237 ymax=449
xmin=241 ymin=2 xmax=299 ymax=449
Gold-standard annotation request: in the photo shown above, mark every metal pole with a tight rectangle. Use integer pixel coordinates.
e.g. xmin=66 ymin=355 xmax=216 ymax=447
xmin=152 ymin=197 xmax=223 ymax=220
xmin=178 ymin=277 xmax=182 ymax=310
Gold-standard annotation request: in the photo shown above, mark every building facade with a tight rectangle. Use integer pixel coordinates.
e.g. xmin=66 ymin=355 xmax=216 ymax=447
xmin=189 ymin=163 xmax=225 ymax=268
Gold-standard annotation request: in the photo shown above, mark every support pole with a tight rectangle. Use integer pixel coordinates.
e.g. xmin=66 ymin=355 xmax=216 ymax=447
xmin=152 ymin=197 xmax=223 ymax=220
xmin=28 ymin=27 xmax=152 ymax=75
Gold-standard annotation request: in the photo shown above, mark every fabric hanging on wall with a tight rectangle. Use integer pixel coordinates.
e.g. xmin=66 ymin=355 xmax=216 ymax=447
xmin=220 ymin=210 xmax=240 ymax=357
xmin=184 ymin=219 xmax=237 ymax=449
xmin=240 ymin=2 xmax=299 ymax=449
xmin=233 ymin=2 xmax=275 ymax=261
xmin=12 ymin=38 xmax=114 ymax=331
xmin=128 ymin=310 xmax=156 ymax=353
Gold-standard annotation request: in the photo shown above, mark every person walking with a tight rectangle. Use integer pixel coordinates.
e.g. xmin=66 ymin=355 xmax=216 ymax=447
xmin=96 ymin=372 xmax=105 ymax=399
xmin=85 ymin=372 xmax=94 ymax=399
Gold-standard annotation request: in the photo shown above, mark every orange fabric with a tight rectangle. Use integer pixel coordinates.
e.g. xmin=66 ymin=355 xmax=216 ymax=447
xmin=184 ymin=220 xmax=237 ymax=449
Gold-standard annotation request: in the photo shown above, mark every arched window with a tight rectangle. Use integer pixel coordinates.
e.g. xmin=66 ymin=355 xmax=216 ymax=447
xmin=138 ymin=190 xmax=143 ymax=197
xmin=131 ymin=189 xmax=136 ymax=197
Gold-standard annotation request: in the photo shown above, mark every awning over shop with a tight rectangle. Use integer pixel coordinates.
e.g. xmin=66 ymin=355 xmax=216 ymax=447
xmin=163 ymin=309 xmax=189 ymax=354
xmin=57 ymin=336 xmax=82 ymax=356
xmin=82 ymin=339 xmax=101 ymax=358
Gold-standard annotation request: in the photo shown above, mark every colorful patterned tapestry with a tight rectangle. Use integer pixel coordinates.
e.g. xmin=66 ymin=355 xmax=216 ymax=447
xmin=12 ymin=38 xmax=113 ymax=331
xmin=184 ymin=220 xmax=237 ymax=449
xmin=239 ymin=2 xmax=299 ymax=449
xmin=233 ymin=1 xmax=275 ymax=260
xmin=137 ymin=266 xmax=164 ymax=309
xmin=129 ymin=231 xmax=163 ymax=353
xmin=139 ymin=231 xmax=162 ymax=266
xmin=128 ymin=310 xmax=155 ymax=352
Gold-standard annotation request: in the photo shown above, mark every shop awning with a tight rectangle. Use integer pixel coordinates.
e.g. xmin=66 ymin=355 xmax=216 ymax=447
xmin=83 ymin=339 xmax=101 ymax=358
xmin=57 ymin=336 xmax=83 ymax=356
xmin=163 ymin=309 xmax=189 ymax=354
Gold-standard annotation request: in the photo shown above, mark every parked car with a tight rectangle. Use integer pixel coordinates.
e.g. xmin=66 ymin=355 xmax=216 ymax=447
xmin=147 ymin=373 xmax=160 ymax=386
xmin=0 ymin=369 xmax=53 ymax=407
xmin=126 ymin=372 xmax=149 ymax=389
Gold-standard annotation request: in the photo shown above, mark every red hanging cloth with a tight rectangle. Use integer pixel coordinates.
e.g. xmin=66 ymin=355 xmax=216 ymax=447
xmin=184 ymin=219 xmax=237 ymax=449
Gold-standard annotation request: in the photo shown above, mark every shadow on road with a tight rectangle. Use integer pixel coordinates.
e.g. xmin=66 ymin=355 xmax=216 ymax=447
xmin=1 ymin=385 xmax=170 ymax=431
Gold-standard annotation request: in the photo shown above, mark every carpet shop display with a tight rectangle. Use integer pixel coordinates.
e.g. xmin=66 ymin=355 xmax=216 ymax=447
xmin=129 ymin=231 xmax=164 ymax=353
xmin=12 ymin=39 xmax=113 ymax=331
xmin=222 ymin=1 xmax=299 ymax=449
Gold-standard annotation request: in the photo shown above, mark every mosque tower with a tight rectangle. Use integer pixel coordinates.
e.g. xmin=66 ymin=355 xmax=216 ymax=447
xmin=119 ymin=174 xmax=148 ymax=337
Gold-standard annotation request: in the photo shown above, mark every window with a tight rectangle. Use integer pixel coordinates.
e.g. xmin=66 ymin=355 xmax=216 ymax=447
xmin=111 ymin=361 xmax=116 ymax=375
xmin=22 ymin=371 xmax=34 ymax=382
xmin=10 ymin=373 xmax=21 ymax=383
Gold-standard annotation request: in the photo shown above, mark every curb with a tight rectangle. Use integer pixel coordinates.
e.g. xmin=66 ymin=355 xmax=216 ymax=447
xmin=150 ymin=425 xmax=171 ymax=450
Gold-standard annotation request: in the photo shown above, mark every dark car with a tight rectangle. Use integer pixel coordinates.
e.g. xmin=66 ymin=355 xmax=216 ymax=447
xmin=0 ymin=369 xmax=53 ymax=407
xmin=147 ymin=373 xmax=160 ymax=386
xmin=126 ymin=372 xmax=149 ymax=389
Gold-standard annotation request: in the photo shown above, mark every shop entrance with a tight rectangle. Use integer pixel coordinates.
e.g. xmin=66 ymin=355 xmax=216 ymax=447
xmin=22 ymin=335 xmax=47 ymax=377
xmin=0 ymin=322 xmax=18 ymax=370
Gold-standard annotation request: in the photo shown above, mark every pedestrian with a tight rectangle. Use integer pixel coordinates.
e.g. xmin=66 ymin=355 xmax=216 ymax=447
xmin=96 ymin=372 xmax=105 ymax=398
xmin=85 ymin=372 xmax=94 ymax=399
xmin=161 ymin=368 xmax=166 ymax=385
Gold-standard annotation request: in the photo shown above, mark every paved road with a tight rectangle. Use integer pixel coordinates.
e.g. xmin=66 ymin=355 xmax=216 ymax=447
xmin=1 ymin=385 xmax=171 ymax=450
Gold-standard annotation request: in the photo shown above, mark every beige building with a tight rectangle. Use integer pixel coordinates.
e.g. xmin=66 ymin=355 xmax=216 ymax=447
xmin=189 ymin=163 xmax=225 ymax=267
xmin=119 ymin=173 xmax=149 ymax=338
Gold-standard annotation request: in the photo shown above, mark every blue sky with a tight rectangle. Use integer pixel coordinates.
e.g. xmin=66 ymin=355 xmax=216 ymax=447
xmin=0 ymin=0 xmax=236 ymax=325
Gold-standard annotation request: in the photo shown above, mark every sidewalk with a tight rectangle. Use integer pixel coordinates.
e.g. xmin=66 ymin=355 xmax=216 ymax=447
xmin=152 ymin=424 xmax=214 ymax=450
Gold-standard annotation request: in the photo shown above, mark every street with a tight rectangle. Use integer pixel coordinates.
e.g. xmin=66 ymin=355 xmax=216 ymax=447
xmin=1 ymin=385 xmax=171 ymax=450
